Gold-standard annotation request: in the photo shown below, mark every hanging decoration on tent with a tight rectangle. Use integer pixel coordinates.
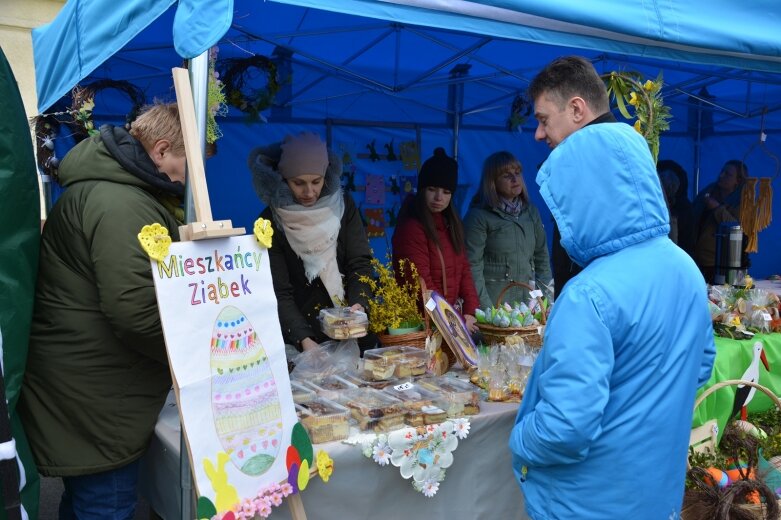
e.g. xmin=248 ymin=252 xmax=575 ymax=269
xmin=220 ymin=55 xmax=281 ymax=122
xmin=386 ymin=204 xmax=398 ymax=228
xmin=341 ymin=163 xmax=357 ymax=192
xmin=739 ymin=110 xmax=778 ymax=253
xmin=400 ymin=174 xmax=417 ymax=194
xmin=68 ymin=79 xmax=146 ymax=143
xmin=32 ymin=115 xmax=61 ymax=180
xmin=30 ymin=80 xmax=146 ymax=179
xmin=366 ymin=174 xmax=385 ymax=205
xmin=364 ymin=208 xmax=386 ymax=237
xmin=365 ymin=139 xmax=381 ymax=162
xmin=340 ymin=143 xmax=354 ymax=166
xmin=206 ymin=46 xmax=228 ymax=156
xmin=384 ymin=139 xmax=397 ymax=161
xmin=506 ymin=93 xmax=531 ymax=132
xmin=399 ymin=141 xmax=419 ymax=171
xmin=603 ymin=71 xmax=671 ymax=163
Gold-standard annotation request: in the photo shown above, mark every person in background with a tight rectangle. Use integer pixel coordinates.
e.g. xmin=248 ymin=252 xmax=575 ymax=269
xmin=18 ymin=102 xmax=186 ymax=519
xmin=692 ymin=159 xmax=749 ymax=283
xmin=657 ymin=159 xmax=695 ymax=255
xmin=509 ymin=56 xmax=715 ymax=520
xmin=392 ymin=147 xmax=480 ymax=332
xmin=248 ymin=132 xmax=376 ymax=353
xmin=464 ymin=151 xmax=552 ymax=309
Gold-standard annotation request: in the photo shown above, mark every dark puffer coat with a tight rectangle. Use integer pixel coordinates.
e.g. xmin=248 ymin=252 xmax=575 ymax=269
xmin=18 ymin=126 xmax=183 ymax=476
xmin=249 ymin=143 xmax=374 ymax=350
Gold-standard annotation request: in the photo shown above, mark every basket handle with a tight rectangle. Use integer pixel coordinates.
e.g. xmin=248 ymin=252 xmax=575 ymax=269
xmin=693 ymin=379 xmax=781 ymax=413
xmin=688 ymin=379 xmax=781 ymax=470
xmin=494 ymin=281 xmax=547 ymax=326
xmin=419 ymin=276 xmax=431 ymax=335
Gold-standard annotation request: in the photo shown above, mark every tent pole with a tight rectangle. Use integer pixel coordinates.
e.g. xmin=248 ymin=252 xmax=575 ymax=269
xmin=184 ymin=52 xmax=209 ymax=224
xmin=694 ymin=103 xmax=703 ymax=196
xmin=179 ymin=50 xmax=209 ymax=520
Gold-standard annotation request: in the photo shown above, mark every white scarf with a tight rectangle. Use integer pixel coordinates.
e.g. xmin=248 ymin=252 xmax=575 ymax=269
xmin=274 ymin=190 xmax=346 ymax=305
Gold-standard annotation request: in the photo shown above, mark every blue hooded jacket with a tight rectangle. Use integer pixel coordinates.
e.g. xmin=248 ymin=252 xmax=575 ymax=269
xmin=509 ymin=122 xmax=715 ymax=519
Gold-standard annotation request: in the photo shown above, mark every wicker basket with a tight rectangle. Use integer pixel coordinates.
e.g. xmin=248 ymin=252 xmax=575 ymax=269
xmin=683 ymin=379 xmax=781 ymax=520
xmin=476 ymin=282 xmax=546 ymax=348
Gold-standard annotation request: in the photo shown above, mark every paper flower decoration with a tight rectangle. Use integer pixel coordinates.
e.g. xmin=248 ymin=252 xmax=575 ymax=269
xmin=419 ymin=478 xmax=440 ymax=498
xmin=137 ymin=223 xmax=172 ymax=261
xmin=372 ymin=443 xmax=391 ymax=466
xmin=349 ymin=419 xmax=470 ymax=497
xmin=253 ymin=218 xmax=274 ymax=248
xmin=388 ymin=424 xmax=457 ymax=483
xmin=452 ymin=418 xmax=470 ymax=439
xmin=316 ymin=450 xmax=334 ymax=482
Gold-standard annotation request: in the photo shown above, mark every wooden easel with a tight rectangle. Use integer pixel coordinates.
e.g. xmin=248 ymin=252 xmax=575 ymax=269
xmin=171 ymin=67 xmax=308 ymax=519
xmin=172 ymin=67 xmax=245 ymax=242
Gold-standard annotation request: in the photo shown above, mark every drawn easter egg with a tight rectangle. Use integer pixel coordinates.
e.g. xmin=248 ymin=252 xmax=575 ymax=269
xmin=211 ymin=306 xmax=283 ymax=476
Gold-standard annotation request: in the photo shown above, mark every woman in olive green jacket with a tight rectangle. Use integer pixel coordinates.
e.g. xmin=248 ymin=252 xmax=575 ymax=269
xmin=464 ymin=151 xmax=552 ymax=309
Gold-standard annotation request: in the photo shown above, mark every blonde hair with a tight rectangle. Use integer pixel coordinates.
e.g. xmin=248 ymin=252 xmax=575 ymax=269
xmin=480 ymin=151 xmax=528 ymax=208
xmin=129 ymin=102 xmax=184 ymax=155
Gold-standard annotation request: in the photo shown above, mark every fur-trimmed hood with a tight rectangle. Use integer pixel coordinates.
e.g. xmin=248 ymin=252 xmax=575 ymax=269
xmin=248 ymin=142 xmax=343 ymax=209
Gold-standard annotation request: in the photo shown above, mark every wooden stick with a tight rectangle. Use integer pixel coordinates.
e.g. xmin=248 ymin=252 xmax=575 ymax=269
xmin=288 ymin=493 xmax=308 ymax=520
xmin=171 ymin=67 xmax=244 ymax=241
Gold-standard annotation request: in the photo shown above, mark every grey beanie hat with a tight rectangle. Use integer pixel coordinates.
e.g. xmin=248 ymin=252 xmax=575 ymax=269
xmin=277 ymin=132 xmax=329 ymax=179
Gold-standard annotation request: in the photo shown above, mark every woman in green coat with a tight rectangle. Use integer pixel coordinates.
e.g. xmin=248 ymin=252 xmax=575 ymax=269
xmin=464 ymin=151 xmax=552 ymax=309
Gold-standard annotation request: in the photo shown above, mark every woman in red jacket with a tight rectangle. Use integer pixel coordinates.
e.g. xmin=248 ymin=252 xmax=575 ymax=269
xmin=392 ymin=147 xmax=480 ymax=332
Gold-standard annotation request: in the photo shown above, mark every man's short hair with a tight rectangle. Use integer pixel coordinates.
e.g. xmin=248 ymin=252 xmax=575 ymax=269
xmin=528 ymin=56 xmax=610 ymax=114
xmin=129 ymin=102 xmax=184 ymax=155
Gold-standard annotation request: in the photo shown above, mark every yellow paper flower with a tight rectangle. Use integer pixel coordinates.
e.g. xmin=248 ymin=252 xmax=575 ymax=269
xmin=633 ymin=120 xmax=643 ymax=133
xmin=729 ymin=315 xmax=742 ymax=327
xmin=744 ymin=275 xmax=754 ymax=290
xmin=254 ymin=218 xmax=274 ymax=248
xmin=137 ymin=223 xmax=171 ymax=261
xmin=628 ymin=91 xmax=638 ymax=106
xmin=643 ymin=79 xmax=655 ymax=92
xmin=316 ymin=450 xmax=334 ymax=482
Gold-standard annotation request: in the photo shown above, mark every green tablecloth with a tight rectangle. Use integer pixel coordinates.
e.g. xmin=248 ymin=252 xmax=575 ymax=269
xmin=692 ymin=333 xmax=781 ymax=436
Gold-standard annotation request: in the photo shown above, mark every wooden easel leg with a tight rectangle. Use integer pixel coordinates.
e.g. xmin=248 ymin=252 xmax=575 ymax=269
xmin=288 ymin=493 xmax=308 ymax=520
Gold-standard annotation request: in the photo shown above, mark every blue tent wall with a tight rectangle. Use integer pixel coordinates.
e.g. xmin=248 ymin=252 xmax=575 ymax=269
xmin=33 ymin=0 xmax=781 ymax=276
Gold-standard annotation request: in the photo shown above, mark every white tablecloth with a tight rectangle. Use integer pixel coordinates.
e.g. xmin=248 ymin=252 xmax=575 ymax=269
xmin=139 ymin=390 xmax=528 ymax=520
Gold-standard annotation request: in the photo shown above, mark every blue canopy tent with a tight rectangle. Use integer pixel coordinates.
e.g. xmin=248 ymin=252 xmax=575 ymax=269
xmin=33 ymin=0 xmax=781 ymax=276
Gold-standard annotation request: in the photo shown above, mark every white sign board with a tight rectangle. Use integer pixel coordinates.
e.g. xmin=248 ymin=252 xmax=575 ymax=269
xmin=152 ymin=234 xmax=295 ymax=503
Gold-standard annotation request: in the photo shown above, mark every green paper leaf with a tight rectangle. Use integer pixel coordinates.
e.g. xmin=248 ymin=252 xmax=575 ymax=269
xmin=197 ymin=496 xmax=217 ymax=519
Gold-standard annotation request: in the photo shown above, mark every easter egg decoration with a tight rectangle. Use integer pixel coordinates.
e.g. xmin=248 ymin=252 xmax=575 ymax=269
xmin=298 ymin=459 xmax=311 ymax=490
xmin=286 ymin=445 xmax=302 ymax=472
xmin=703 ymin=467 xmax=731 ymax=488
xmin=210 ymin=306 xmax=283 ymax=476
xmin=291 ymin=422 xmax=314 ymax=466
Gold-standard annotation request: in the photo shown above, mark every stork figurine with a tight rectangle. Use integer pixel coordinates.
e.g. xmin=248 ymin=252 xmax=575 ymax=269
xmin=730 ymin=341 xmax=770 ymax=421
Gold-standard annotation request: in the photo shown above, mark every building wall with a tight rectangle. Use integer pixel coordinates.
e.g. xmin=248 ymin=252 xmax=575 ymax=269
xmin=0 ymin=0 xmax=65 ymax=117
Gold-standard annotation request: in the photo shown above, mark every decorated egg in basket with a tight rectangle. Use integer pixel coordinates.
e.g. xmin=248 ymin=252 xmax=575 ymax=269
xmin=210 ymin=306 xmax=283 ymax=476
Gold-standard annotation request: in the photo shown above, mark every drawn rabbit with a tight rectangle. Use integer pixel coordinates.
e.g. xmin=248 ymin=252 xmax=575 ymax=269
xmin=203 ymin=452 xmax=239 ymax=514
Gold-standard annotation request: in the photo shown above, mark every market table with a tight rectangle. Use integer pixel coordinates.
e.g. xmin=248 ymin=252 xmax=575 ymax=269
xmin=692 ymin=333 xmax=781 ymax=434
xmin=754 ymin=278 xmax=781 ymax=297
xmin=139 ymin=390 xmax=528 ymax=520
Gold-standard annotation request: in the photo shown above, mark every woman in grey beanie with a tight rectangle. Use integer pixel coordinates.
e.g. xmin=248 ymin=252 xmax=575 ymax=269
xmin=248 ymin=132 xmax=376 ymax=353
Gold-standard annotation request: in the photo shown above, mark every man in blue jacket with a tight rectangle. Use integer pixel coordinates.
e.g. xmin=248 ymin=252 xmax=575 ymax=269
xmin=509 ymin=56 xmax=715 ymax=519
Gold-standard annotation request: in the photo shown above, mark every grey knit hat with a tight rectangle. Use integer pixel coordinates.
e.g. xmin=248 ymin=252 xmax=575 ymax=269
xmin=278 ymin=132 xmax=329 ymax=179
